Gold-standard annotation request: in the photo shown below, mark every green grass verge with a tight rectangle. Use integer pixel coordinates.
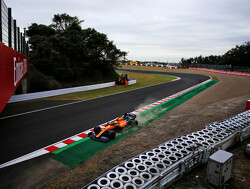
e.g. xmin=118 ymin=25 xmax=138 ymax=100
xmin=52 ymin=80 xmax=219 ymax=168
xmin=43 ymin=71 xmax=176 ymax=100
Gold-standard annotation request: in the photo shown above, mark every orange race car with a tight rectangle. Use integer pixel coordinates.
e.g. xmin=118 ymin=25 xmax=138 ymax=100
xmin=88 ymin=113 xmax=138 ymax=142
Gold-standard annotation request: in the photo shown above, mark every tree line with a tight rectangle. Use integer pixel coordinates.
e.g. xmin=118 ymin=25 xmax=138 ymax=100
xmin=180 ymin=42 xmax=250 ymax=69
xmin=26 ymin=13 xmax=126 ymax=91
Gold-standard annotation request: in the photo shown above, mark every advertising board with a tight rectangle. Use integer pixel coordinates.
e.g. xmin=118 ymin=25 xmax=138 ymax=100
xmin=0 ymin=43 xmax=28 ymax=112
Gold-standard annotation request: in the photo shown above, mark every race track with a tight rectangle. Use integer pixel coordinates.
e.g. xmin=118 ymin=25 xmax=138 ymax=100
xmin=0 ymin=70 xmax=209 ymax=164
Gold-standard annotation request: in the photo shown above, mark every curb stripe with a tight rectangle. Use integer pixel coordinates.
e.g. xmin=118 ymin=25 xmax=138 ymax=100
xmin=63 ymin=139 xmax=76 ymax=145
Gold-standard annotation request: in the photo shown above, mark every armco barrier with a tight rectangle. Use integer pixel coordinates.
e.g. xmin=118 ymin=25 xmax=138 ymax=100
xmin=83 ymin=110 xmax=250 ymax=189
xmin=189 ymin=67 xmax=250 ymax=77
xmin=8 ymin=79 xmax=137 ymax=103
xmin=120 ymin=63 xmax=178 ymax=69
xmin=0 ymin=43 xmax=28 ymax=112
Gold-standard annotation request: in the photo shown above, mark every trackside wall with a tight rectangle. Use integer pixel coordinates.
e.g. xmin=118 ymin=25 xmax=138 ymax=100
xmin=0 ymin=43 xmax=28 ymax=112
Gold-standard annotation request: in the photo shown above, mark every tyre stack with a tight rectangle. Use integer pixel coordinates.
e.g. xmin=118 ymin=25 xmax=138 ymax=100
xmin=205 ymin=110 xmax=250 ymax=136
xmin=85 ymin=110 xmax=250 ymax=189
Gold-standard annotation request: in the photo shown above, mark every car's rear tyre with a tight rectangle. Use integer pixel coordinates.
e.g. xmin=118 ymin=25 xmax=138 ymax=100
xmin=88 ymin=132 xmax=93 ymax=137
xmin=116 ymin=125 xmax=123 ymax=131
xmin=131 ymin=120 xmax=138 ymax=126
xmin=109 ymin=131 xmax=116 ymax=140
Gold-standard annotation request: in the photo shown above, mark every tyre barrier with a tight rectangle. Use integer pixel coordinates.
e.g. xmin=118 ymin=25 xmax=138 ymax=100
xmin=127 ymin=169 xmax=140 ymax=178
xmin=147 ymin=166 xmax=160 ymax=176
xmin=124 ymin=162 xmax=136 ymax=170
xmin=132 ymin=158 xmax=143 ymax=165
xmin=156 ymin=153 xmax=167 ymax=159
xmin=106 ymin=172 xmax=119 ymax=181
xmin=158 ymin=145 xmax=168 ymax=151
xmin=115 ymin=167 xmax=127 ymax=175
xmin=142 ymin=160 xmax=154 ymax=167
xmin=119 ymin=174 xmax=132 ymax=183
xmin=124 ymin=183 xmax=137 ymax=189
xmin=83 ymin=110 xmax=250 ymax=189
xmin=161 ymin=158 xmax=172 ymax=167
xmin=97 ymin=177 xmax=110 ymax=188
xmin=136 ymin=164 xmax=148 ymax=172
xmin=150 ymin=156 xmax=161 ymax=163
xmin=152 ymin=148 xmax=162 ymax=154
xmin=139 ymin=154 xmax=148 ymax=161
xmin=140 ymin=172 xmax=152 ymax=181
xmin=132 ymin=177 xmax=145 ymax=187
xmin=87 ymin=184 xmax=100 ymax=189
xmin=110 ymin=180 xmax=123 ymax=189
xmin=155 ymin=162 xmax=166 ymax=171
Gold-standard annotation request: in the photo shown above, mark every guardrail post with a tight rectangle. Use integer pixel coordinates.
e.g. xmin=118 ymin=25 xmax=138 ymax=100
xmin=8 ymin=8 xmax=12 ymax=48
xmin=157 ymin=174 xmax=163 ymax=189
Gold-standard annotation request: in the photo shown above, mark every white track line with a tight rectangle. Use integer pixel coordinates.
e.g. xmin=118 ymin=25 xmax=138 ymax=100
xmin=0 ymin=149 xmax=49 ymax=169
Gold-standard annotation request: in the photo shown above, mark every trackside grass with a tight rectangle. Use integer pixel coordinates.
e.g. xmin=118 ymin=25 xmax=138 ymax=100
xmin=43 ymin=71 xmax=176 ymax=100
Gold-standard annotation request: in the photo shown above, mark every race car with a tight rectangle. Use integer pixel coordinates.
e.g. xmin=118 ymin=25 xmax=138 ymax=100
xmin=88 ymin=113 xmax=138 ymax=142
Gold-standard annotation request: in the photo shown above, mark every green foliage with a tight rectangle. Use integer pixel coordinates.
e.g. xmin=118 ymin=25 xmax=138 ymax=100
xmin=50 ymin=13 xmax=84 ymax=31
xmin=180 ymin=42 xmax=250 ymax=68
xmin=26 ymin=65 xmax=63 ymax=92
xmin=27 ymin=13 xmax=127 ymax=85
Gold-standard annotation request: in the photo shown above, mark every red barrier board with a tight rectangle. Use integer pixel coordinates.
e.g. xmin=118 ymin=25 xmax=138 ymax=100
xmin=246 ymin=100 xmax=250 ymax=110
xmin=189 ymin=67 xmax=250 ymax=77
xmin=0 ymin=43 xmax=28 ymax=113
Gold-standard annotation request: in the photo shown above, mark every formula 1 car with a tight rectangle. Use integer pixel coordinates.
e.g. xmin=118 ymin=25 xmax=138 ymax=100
xmin=88 ymin=113 xmax=138 ymax=142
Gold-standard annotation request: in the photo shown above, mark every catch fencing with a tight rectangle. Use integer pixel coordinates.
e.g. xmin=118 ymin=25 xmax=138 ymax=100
xmin=189 ymin=63 xmax=250 ymax=73
xmin=0 ymin=0 xmax=28 ymax=54
xmin=84 ymin=110 xmax=250 ymax=189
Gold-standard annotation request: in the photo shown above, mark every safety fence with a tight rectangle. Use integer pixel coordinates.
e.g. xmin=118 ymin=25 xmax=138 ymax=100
xmin=189 ymin=67 xmax=250 ymax=77
xmin=0 ymin=0 xmax=28 ymax=55
xmin=187 ymin=63 xmax=250 ymax=73
xmin=84 ymin=110 xmax=250 ymax=189
xmin=8 ymin=79 xmax=137 ymax=103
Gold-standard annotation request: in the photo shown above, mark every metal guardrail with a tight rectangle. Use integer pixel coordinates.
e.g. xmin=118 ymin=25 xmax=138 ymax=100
xmin=83 ymin=110 xmax=250 ymax=189
xmin=120 ymin=63 xmax=178 ymax=69
xmin=8 ymin=80 xmax=137 ymax=103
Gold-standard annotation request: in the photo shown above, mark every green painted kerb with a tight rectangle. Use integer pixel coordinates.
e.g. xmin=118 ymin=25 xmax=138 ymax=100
xmin=52 ymin=80 xmax=219 ymax=168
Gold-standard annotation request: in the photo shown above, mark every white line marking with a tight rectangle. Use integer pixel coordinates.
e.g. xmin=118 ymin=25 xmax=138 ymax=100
xmin=0 ymin=149 xmax=49 ymax=169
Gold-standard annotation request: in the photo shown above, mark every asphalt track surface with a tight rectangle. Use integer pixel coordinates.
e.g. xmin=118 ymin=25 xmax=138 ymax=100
xmin=0 ymin=69 xmax=209 ymax=165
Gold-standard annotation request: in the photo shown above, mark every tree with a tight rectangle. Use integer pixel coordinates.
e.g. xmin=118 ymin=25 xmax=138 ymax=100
xmin=50 ymin=13 xmax=84 ymax=31
xmin=27 ymin=13 xmax=127 ymax=85
xmin=179 ymin=42 xmax=250 ymax=68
